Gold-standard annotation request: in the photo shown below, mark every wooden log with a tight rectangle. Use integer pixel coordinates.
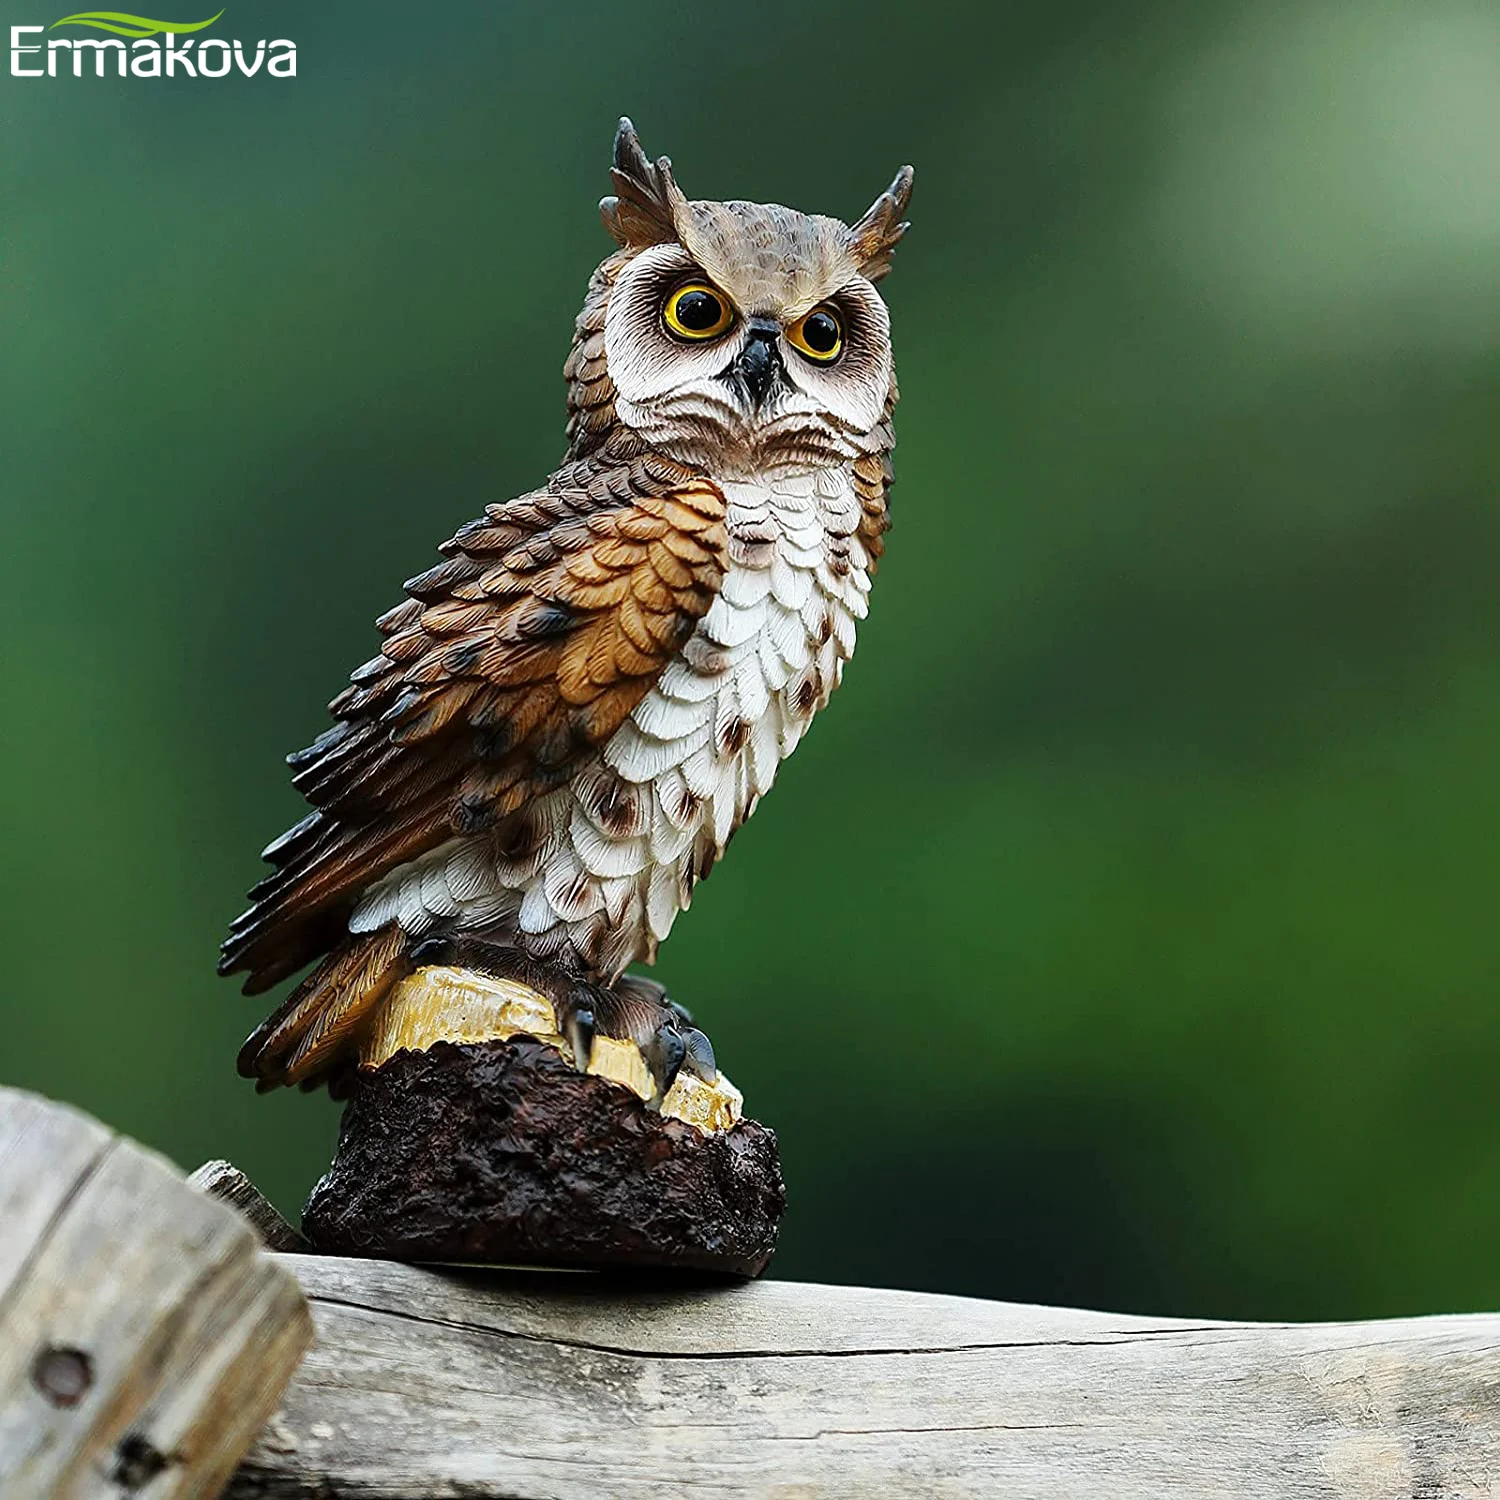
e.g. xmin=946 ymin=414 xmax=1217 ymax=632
xmin=0 ymin=1088 xmax=313 ymax=1499
xmin=233 ymin=1251 xmax=1500 ymax=1500
xmin=7 ymin=1088 xmax=1497 ymax=1498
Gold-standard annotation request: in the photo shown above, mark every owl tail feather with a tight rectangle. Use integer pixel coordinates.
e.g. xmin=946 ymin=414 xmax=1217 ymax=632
xmin=237 ymin=924 xmax=410 ymax=1092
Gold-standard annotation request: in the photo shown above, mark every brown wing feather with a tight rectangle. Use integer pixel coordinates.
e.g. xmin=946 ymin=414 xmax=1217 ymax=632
xmin=852 ymin=383 xmax=898 ymax=568
xmin=219 ymin=456 xmax=728 ymax=997
xmin=237 ymin=923 xmax=409 ymax=1090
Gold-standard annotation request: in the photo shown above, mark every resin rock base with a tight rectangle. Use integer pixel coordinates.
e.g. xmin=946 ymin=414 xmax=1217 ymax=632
xmin=302 ymin=1036 xmax=786 ymax=1276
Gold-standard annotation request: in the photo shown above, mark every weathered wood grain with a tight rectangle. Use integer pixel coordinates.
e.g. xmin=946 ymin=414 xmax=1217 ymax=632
xmin=232 ymin=1253 xmax=1500 ymax=1500
xmin=8 ymin=1085 xmax=1498 ymax=1499
xmin=189 ymin=1160 xmax=311 ymax=1253
xmin=0 ymin=1088 xmax=313 ymax=1499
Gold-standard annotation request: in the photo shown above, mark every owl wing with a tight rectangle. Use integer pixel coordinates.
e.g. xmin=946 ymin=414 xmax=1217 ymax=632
xmin=219 ymin=455 xmax=728 ymax=1001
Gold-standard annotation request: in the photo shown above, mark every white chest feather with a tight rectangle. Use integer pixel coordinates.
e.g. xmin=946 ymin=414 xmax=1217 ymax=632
xmin=350 ymin=467 xmax=872 ymax=977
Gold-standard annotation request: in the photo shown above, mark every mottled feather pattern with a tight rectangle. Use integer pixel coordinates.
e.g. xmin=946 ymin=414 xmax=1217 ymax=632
xmin=348 ymin=468 xmax=871 ymax=979
xmin=851 ymin=400 xmax=898 ymax=567
xmin=563 ymin=255 xmax=629 ymax=458
xmin=679 ymin=201 xmax=864 ymax=324
xmin=220 ymin=458 xmax=728 ymax=997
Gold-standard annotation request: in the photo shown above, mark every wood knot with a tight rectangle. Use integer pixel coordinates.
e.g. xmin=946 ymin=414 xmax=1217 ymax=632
xmin=31 ymin=1345 xmax=92 ymax=1408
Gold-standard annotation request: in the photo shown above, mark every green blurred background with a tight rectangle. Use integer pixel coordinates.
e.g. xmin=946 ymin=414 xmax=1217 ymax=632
xmin=4 ymin=0 xmax=1498 ymax=1320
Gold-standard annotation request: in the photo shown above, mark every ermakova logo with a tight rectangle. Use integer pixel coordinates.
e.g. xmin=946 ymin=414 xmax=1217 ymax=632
xmin=11 ymin=11 xmax=295 ymax=76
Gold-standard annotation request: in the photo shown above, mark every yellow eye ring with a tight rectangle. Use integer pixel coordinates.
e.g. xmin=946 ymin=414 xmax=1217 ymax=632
xmin=663 ymin=282 xmax=735 ymax=341
xmin=786 ymin=304 xmax=844 ymax=363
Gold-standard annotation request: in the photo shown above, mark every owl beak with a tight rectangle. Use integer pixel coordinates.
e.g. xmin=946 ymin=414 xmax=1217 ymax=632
xmin=731 ymin=318 xmax=784 ymax=409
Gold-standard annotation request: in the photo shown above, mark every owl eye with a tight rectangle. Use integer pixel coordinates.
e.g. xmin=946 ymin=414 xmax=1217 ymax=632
xmin=663 ymin=283 xmax=735 ymax=341
xmin=786 ymin=305 xmax=844 ymax=363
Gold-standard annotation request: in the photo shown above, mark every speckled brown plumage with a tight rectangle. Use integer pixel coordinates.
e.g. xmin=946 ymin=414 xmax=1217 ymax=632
xmin=223 ymin=461 xmax=727 ymax=997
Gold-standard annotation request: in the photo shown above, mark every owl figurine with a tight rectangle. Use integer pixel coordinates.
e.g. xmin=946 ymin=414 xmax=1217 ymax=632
xmin=221 ymin=119 xmax=913 ymax=1104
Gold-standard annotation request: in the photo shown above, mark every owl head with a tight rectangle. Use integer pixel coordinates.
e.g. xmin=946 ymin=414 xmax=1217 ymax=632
xmin=565 ymin=118 xmax=913 ymax=475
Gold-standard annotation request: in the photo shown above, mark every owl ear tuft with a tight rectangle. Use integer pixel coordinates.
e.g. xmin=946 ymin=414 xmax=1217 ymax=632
xmin=600 ymin=116 xmax=689 ymax=249
xmin=848 ymin=165 xmax=915 ymax=282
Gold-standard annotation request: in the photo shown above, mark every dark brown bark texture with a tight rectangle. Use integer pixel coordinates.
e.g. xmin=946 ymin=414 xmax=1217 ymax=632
xmin=302 ymin=1037 xmax=785 ymax=1276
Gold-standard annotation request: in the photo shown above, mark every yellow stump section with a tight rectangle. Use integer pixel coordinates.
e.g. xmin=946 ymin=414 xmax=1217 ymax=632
xmin=359 ymin=965 xmax=744 ymax=1136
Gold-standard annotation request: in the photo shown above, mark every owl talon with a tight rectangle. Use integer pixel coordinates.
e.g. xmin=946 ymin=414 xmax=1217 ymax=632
xmin=681 ymin=1026 xmax=717 ymax=1084
xmin=642 ymin=1021 xmax=687 ymax=1108
xmin=408 ymin=935 xmax=455 ymax=969
xmin=597 ymin=977 xmax=719 ymax=1104
xmin=564 ymin=990 xmax=597 ymax=1074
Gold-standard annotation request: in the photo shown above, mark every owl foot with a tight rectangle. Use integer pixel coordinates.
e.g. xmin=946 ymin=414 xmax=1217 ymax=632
xmin=565 ymin=974 xmax=718 ymax=1108
xmin=408 ymin=936 xmax=716 ymax=1111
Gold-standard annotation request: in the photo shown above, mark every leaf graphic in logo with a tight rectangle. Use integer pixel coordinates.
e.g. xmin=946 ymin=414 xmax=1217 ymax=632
xmin=50 ymin=9 xmax=225 ymax=37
